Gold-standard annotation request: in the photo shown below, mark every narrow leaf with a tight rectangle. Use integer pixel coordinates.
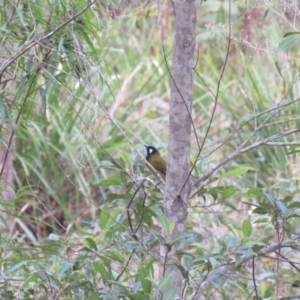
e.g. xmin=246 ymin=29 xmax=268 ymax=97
xmin=162 ymin=287 xmax=177 ymax=300
xmin=278 ymin=35 xmax=300 ymax=52
xmin=221 ymin=167 xmax=253 ymax=178
xmin=283 ymin=31 xmax=300 ymax=38
xmin=276 ymin=201 xmax=289 ymax=216
xmin=242 ymin=220 xmax=252 ymax=238
xmin=157 ymin=274 xmax=173 ymax=290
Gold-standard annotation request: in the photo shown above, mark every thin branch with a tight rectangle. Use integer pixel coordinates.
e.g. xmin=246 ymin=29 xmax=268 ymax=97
xmin=264 ymin=294 xmax=300 ymax=300
xmin=201 ymin=94 xmax=300 ymax=162
xmin=190 ymin=128 xmax=300 ymax=198
xmin=127 ymin=181 xmax=145 ymax=237
xmin=126 ymin=180 xmax=147 ymax=238
xmin=274 ymin=251 xmax=300 ymax=273
xmin=115 ymin=249 xmax=136 ymax=281
xmin=252 ymin=258 xmax=258 ymax=299
xmin=190 ymin=243 xmax=300 ymax=297
xmin=179 ymin=0 xmax=232 ymax=194
xmin=194 ymin=0 xmax=232 ymax=158
xmin=0 ymin=77 xmax=16 ymax=85
xmin=260 ymin=115 xmax=300 ymax=128
xmin=264 ymin=142 xmax=300 ymax=146
xmin=134 ymin=188 xmax=147 ymax=234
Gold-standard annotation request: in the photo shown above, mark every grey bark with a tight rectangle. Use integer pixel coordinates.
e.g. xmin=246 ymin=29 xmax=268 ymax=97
xmin=162 ymin=0 xmax=197 ymax=297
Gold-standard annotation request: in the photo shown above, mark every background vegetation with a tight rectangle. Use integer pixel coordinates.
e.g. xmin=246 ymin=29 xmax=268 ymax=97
xmin=1 ymin=0 xmax=300 ymax=299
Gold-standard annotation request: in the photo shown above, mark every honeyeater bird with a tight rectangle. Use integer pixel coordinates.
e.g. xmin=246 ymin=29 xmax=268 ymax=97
xmin=144 ymin=145 xmax=166 ymax=181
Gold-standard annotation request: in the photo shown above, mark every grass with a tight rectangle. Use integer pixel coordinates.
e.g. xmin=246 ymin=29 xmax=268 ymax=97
xmin=1 ymin=0 xmax=300 ymax=298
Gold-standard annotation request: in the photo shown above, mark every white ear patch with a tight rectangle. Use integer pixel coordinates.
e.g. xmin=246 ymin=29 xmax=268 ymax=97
xmin=149 ymin=148 xmax=153 ymax=154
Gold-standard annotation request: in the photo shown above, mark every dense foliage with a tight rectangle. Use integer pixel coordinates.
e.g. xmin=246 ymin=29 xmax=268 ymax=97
xmin=1 ymin=0 xmax=300 ymax=299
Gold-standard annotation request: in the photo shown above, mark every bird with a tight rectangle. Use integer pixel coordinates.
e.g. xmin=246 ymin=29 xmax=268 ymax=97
xmin=144 ymin=145 xmax=167 ymax=181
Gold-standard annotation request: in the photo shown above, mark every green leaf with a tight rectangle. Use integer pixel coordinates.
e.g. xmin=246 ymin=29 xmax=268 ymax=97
xmin=3 ymin=261 xmax=27 ymax=277
xmin=16 ymin=7 xmax=26 ymax=27
xmin=157 ymin=213 xmax=170 ymax=235
xmin=258 ymin=200 xmax=274 ymax=209
xmin=226 ymin=236 xmax=239 ymax=250
xmin=292 ymin=280 xmax=300 ymax=288
xmin=288 ymin=202 xmax=300 ymax=209
xmin=207 ymin=188 xmax=218 ymax=201
xmin=26 ymin=55 xmax=35 ymax=76
xmin=75 ymin=25 xmax=96 ymax=51
xmin=39 ymin=86 xmax=47 ymax=120
xmin=208 ymin=257 xmax=218 ymax=268
xmin=283 ymin=31 xmax=300 ymax=38
xmin=223 ymin=186 xmax=237 ymax=199
xmin=259 ymin=281 xmax=267 ymax=297
xmin=282 ymin=195 xmax=294 ymax=203
xmin=92 ymin=262 xmax=110 ymax=281
xmin=57 ymin=37 xmax=65 ymax=52
xmin=0 ymin=97 xmax=16 ymax=129
xmin=106 ymin=193 xmax=127 ymax=201
xmin=246 ymin=187 xmax=263 ymax=197
xmin=208 ymin=185 xmax=237 ymax=200
xmin=253 ymin=244 xmax=264 ymax=252
xmin=162 ymin=287 xmax=177 ymax=300
xmin=90 ymin=292 xmax=101 ymax=300
xmin=220 ymin=167 xmax=253 ymax=178
xmin=99 ymin=175 xmax=122 ymax=187
xmin=278 ymin=35 xmax=300 ymax=52
xmin=141 ymin=278 xmax=152 ymax=294
xmin=157 ymin=274 xmax=173 ymax=290
xmin=276 ymin=201 xmax=289 ymax=216
xmin=59 ymin=262 xmax=73 ymax=276
xmin=267 ymin=282 xmax=278 ymax=296
xmin=32 ymin=263 xmax=59 ymax=290
xmin=286 ymin=147 xmax=300 ymax=155
xmin=120 ymin=171 xmax=127 ymax=185
xmin=183 ymin=256 xmax=194 ymax=269
xmin=242 ymin=220 xmax=252 ymax=238
xmin=99 ymin=205 xmax=109 ymax=228
xmin=120 ymin=151 xmax=131 ymax=167
xmin=254 ymin=218 xmax=270 ymax=224
xmin=263 ymin=192 xmax=275 ymax=205
xmin=236 ymin=187 xmax=262 ymax=198
xmin=132 ymin=281 xmax=142 ymax=293
xmin=252 ymin=207 xmax=268 ymax=215
xmin=85 ymin=237 xmax=98 ymax=251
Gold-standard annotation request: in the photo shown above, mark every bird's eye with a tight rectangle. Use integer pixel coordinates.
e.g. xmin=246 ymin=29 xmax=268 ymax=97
xmin=149 ymin=148 xmax=153 ymax=154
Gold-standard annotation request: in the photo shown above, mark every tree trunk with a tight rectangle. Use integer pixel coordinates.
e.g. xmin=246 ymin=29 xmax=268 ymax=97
xmin=162 ymin=0 xmax=197 ymax=296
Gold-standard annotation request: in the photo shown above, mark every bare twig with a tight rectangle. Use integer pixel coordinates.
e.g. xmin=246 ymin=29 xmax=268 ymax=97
xmin=190 ymin=243 xmax=300 ymax=298
xmin=115 ymin=249 xmax=136 ymax=281
xmin=264 ymin=142 xmax=300 ymax=146
xmin=192 ymin=0 xmax=232 ymax=161
xmin=252 ymin=258 xmax=258 ymax=299
xmin=190 ymin=128 xmax=300 ymax=198
xmin=274 ymin=251 xmax=300 ymax=273
xmin=126 ymin=180 xmax=147 ymax=238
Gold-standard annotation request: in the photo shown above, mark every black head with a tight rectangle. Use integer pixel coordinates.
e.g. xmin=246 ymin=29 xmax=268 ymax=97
xmin=144 ymin=145 xmax=160 ymax=160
